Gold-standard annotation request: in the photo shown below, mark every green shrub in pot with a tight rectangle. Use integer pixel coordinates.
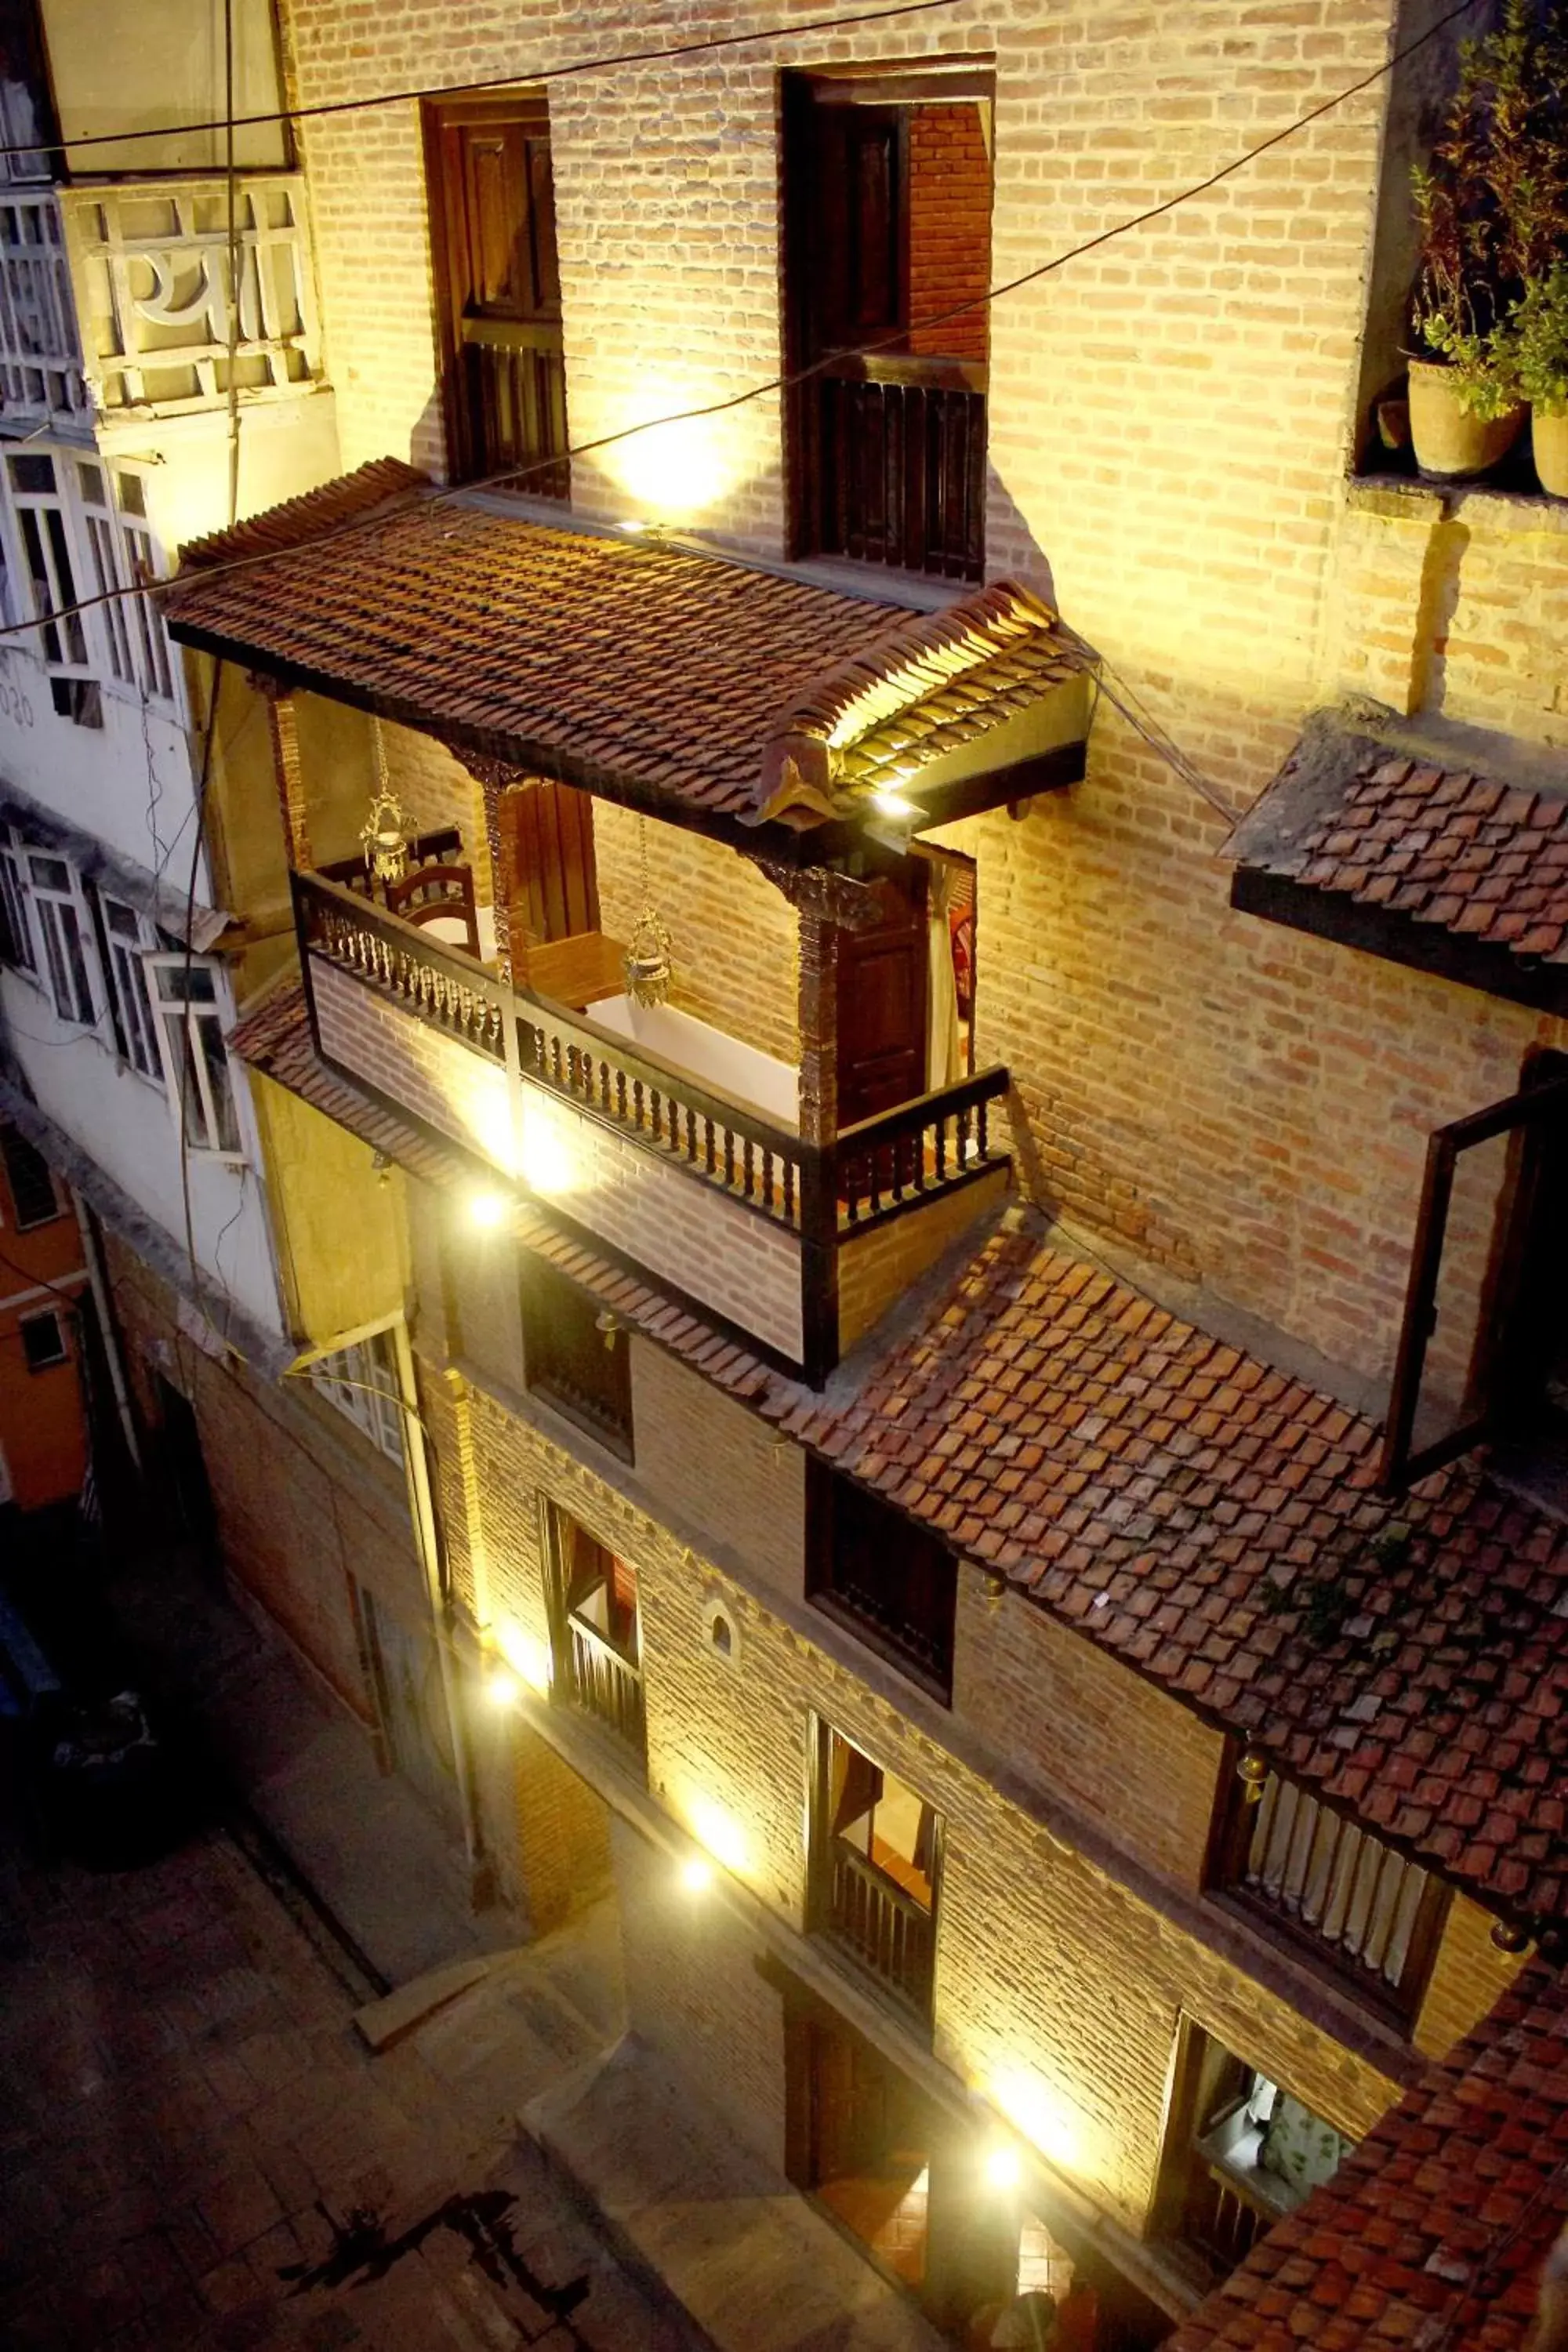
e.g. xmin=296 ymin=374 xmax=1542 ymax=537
xmin=1509 ymin=263 xmax=1568 ymax=490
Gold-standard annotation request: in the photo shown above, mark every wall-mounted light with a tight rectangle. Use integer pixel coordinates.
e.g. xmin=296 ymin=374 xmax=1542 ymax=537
xmin=485 ymin=1668 xmax=520 ymax=1708
xmin=1236 ymin=1751 xmax=1270 ymax=1805
xmin=468 ymin=1188 xmax=507 ymax=1230
xmin=983 ymin=2144 xmax=1022 ymax=2193
xmin=871 ymin=786 xmax=918 ymax=820
xmin=595 ymin=1309 xmax=621 ymax=1352
xmin=678 ymin=1854 xmax=713 ymax=1893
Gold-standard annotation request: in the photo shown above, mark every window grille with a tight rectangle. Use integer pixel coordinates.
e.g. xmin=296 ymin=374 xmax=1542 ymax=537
xmin=144 ymin=953 xmax=241 ymax=1157
xmin=309 ymin=1327 xmax=405 ymax=1464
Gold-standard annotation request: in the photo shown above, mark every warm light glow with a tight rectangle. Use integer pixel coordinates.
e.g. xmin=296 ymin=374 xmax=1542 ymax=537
xmin=983 ymin=2144 xmax=1022 ymax=2192
xmin=601 ymin=382 xmax=753 ymax=524
xmin=518 ymin=1120 xmax=574 ymax=1195
xmin=485 ymin=1668 xmax=521 ymax=1708
xmin=468 ymin=1187 xmax=507 ymax=1230
xmin=684 ymin=1791 xmax=748 ymax=1875
xmin=989 ymin=2068 xmax=1083 ymax=2176
xmin=497 ymin=1626 xmax=552 ymax=1693
xmin=619 ymin=517 xmax=648 ymax=535
xmin=679 ymin=1854 xmax=714 ymax=1893
xmin=871 ymin=787 xmax=918 ymax=819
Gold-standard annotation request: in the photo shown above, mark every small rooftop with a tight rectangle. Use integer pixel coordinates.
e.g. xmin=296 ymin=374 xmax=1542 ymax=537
xmin=1167 ymin=1961 xmax=1568 ymax=2351
xmin=233 ymin=980 xmax=1568 ymax=1940
xmin=163 ymin=461 xmax=1089 ymax=839
xmin=1229 ymin=715 xmax=1568 ymax=1014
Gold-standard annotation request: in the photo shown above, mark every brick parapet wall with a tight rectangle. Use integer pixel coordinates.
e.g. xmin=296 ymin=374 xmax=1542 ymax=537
xmin=837 ymin=1164 xmax=1011 ymax=1354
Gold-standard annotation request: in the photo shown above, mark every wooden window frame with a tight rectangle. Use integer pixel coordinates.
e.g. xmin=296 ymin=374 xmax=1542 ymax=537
xmin=422 ymin=89 xmax=568 ymax=496
xmin=1381 ymin=1062 xmax=1568 ymax=1489
xmin=806 ymin=1457 xmax=956 ymax=1704
xmin=808 ymin=1713 xmax=942 ymax=2024
xmin=1 ymin=1123 xmax=63 ymax=1229
xmin=540 ymin=1499 xmax=646 ymax=1768
xmin=520 ymin=1254 xmax=633 ymax=1460
xmin=1207 ymin=1751 xmax=1449 ymax=2028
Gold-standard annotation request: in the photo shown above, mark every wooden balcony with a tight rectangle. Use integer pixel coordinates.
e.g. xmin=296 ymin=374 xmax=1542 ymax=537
xmin=820 ymin=1840 xmax=936 ymax=2018
xmin=564 ymin=1616 xmax=645 ymax=1762
xmin=292 ymin=869 xmax=1011 ymax=1384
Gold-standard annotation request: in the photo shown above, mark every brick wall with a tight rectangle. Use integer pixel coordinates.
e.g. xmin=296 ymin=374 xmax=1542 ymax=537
xmin=837 ymin=1163 xmax=1011 ymax=1354
xmin=908 ymin=103 xmax=992 ymax=365
xmin=422 ymin=1353 xmax=1409 ymax=2234
xmin=273 ymin=0 xmax=1557 ymax=1406
xmin=106 ymin=1234 xmax=426 ymax=1718
xmin=593 ymin=800 xmax=800 ymax=1067
xmin=310 ymin=953 xmax=515 ymax=1166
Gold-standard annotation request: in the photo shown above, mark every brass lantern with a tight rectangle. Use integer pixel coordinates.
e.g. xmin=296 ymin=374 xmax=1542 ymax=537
xmin=360 ymin=787 xmax=411 ymax=884
xmin=622 ymin=816 xmax=673 ymax=1006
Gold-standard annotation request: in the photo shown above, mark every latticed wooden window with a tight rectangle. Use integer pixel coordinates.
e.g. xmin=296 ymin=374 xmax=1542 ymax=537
xmin=1215 ymin=1762 xmax=1447 ymax=2016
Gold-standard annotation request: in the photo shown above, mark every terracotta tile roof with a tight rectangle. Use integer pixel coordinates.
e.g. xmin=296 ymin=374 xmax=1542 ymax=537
xmin=164 ymin=465 xmax=1087 ymax=830
xmin=1231 ymin=721 xmax=1568 ymax=966
xmin=236 ymin=989 xmax=1568 ymax=1932
xmin=1168 ymin=1961 xmax=1568 ymax=2351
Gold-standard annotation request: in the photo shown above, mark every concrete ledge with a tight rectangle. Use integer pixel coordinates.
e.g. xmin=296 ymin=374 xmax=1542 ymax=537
xmin=525 ymin=2033 xmax=945 ymax=2352
xmin=354 ymin=1949 xmax=521 ymax=2051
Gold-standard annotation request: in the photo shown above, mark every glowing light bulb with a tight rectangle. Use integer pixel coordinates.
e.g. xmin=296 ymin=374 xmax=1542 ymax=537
xmin=679 ymin=1855 xmax=713 ymax=1893
xmin=486 ymin=1669 xmax=520 ymax=1707
xmin=871 ymin=787 xmax=918 ymax=819
xmin=468 ymin=1188 xmax=507 ymax=1229
xmin=984 ymin=2144 xmax=1022 ymax=2192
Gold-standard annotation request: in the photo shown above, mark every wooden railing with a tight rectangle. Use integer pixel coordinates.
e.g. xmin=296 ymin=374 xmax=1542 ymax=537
xmin=565 ymin=1616 xmax=644 ymax=1759
xmin=294 ymin=869 xmax=1012 ymax=1381
xmin=1230 ymin=1770 xmax=1438 ymax=2005
xmin=822 ymin=1841 xmax=936 ymax=2016
xmin=1183 ymin=2164 xmax=1268 ymax=2276
xmin=459 ymin=316 xmax=568 ymax=499
xmin=293 ymin=869 xmax=507 ymax=1059
xmin=795 ymin=354 xmax=987 ymax=582
xmin=515 ymin=988 xmax=808 ymax=1231
xmin=836 ymin=1069 xmax=1008 ymax=1228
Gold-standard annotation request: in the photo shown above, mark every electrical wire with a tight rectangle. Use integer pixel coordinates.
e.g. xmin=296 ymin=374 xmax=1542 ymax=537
xmin=0 ymin=0 xmax=1485 ymax=664
xmin=0 ymin=0 xmax=972 ymax=162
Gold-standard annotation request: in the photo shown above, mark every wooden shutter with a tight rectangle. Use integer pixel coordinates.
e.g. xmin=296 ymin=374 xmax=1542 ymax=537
xmin=1381 ymin=1067 xmax=1568 ymax=1488
xmin=503 ymin=779 xmax=600 ymax=947
xmin=426 ymin=94 xmax=567 ymax=489
xmin=834 ymin=865 xmax=930 ymax=1128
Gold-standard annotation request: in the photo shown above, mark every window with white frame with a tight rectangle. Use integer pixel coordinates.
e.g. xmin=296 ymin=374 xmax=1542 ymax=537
xmin=27 ymin=851 xmax=94 ymax=1024
xmin=0 ymin=825 xmax=34 ymax=971
xmin=74 ymin=460 xmax=176 ymax=706
xmin=5 ymin=450 xmax=98 ymax=724
xmin=94 ymin=891 xmax=162 ymax=1080
xmin=145 ymin=953 xmax=241 ymax=1156
xmin=309 ymin=1327 xmax=405 ymax=1464
xmin=113 ymin=470 xmax=176 ymax=703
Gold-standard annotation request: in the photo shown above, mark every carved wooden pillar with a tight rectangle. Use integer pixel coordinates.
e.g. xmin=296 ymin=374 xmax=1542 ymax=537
xmin=452 ymin=748 xmax=526 ymax=981
xmin=256 ymin=677 xmax=312 ymax=872
xmin=797 ymin=909 xmax=840 ymax=1149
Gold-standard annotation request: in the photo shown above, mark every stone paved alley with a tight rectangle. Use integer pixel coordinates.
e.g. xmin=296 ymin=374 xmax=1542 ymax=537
xmin=0 ymin=1817 xmax=695 ymax=2352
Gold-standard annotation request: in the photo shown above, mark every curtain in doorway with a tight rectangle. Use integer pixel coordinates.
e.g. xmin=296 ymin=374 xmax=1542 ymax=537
xmin=925 ymin=858 xmax=964 ymax=1091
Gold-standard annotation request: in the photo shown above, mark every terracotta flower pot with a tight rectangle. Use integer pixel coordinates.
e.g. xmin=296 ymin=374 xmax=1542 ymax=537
xmin=1407 ymin=358 xmax=1524 ymax=479
xmin=1532 ymin=407 xmax=1568 ymax=497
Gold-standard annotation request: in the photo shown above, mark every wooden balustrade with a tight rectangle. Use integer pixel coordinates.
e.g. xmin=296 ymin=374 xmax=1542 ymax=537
xmin=796 ymin=357 xmax=987 ymax=582
xmin=823 ymin=1841 xmax=935 ymax=2016
xmin=295 ymin=867 xmax=1012 ymax=1382
xmin=565 ymin=1616 xmax=645 ymax=1758
xmin=515 ymin=989 xmax=807 ymax=1232
xmin=293 ymin=869 xmax=508 ymax=1059
xmin=834 ymin=1069 xmax=1009 ymax=1228
xmin=1231 ymin=1769 xmax=1439 ymax=2005
xmin=1183 ymin=2165 xmax=1267 ymax=2275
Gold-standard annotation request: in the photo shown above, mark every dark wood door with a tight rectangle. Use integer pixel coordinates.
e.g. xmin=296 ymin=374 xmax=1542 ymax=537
xmin=502 ymin=779 xmax=600 ymax=949
xmin=836 ymin=863 xmax=929 ymax=1131
xmin=426 ymin=94 xmax=568 ymax=492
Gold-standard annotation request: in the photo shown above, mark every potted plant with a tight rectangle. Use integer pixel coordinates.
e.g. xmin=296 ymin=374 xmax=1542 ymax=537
xmin=1406 ymin=0 xmax=1568 ymax=478
xmin=1509 ymin=262 xmax=1568 ymax=491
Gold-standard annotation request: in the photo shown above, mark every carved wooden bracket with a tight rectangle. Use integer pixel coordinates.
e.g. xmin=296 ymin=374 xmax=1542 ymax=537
xmin=753 ymin=857 xmax=882 ymax=933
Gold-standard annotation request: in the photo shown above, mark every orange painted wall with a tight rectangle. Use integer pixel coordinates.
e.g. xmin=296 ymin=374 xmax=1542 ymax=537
xmin=0 ymin=1160 xmax=89 ymax=1512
